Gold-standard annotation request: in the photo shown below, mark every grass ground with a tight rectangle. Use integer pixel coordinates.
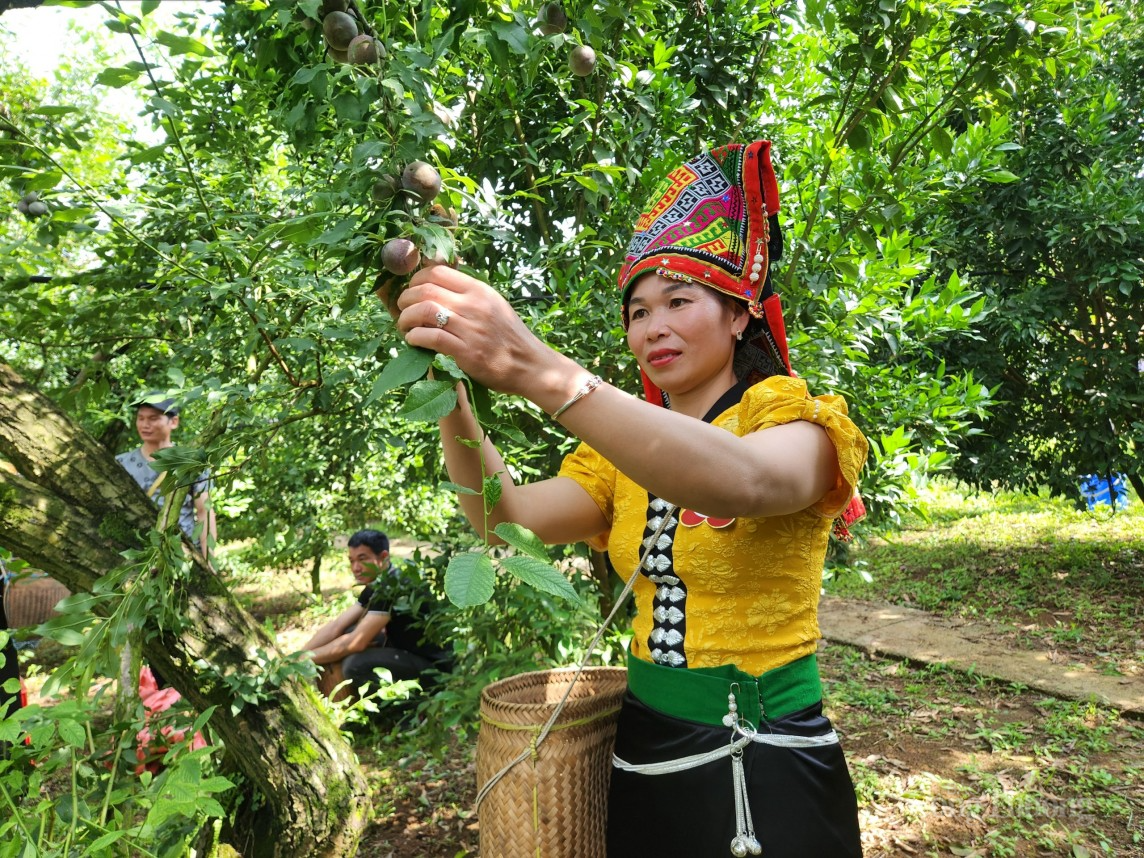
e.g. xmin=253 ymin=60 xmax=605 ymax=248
xmin=224 ymin=485 xmax=1142 ymax=857
xmin=828 ymin=484 xmax=1143 ymax=680
xmin=821 ymin=645 xmax=1142 ymax=857
xmin=329 ymin=644 xmax=1143 ymax=858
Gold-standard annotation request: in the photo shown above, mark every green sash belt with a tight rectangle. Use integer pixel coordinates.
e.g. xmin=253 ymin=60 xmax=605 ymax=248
xmin=626 ymin=650 xmax=822 ymax=728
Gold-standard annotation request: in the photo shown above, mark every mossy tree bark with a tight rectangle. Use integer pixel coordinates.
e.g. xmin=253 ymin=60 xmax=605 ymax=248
xmin=0 ymin=363 xmax=369 ymax=858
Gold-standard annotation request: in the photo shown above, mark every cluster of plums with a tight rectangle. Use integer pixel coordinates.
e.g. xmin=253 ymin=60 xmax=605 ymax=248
xmin=334 ymin=4 xmax=596 ymax=278
xmin=537 ymin=3 xmax=596 ymax=76
xmin=15 ymin=191 xmax=48 ymax=219
xmin=317 ymin=0 xmax=384 ymax=65
xmin=377 ymin=161 xmax=455 ymax=275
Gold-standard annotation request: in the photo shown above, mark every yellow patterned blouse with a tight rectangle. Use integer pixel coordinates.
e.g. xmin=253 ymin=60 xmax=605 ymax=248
xmin=558 ymin=376 xmax=868 ymax=677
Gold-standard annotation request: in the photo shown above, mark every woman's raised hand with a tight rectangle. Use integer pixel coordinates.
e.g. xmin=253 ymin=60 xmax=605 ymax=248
xmin=395 ymin=266 xmax=559 ymax=398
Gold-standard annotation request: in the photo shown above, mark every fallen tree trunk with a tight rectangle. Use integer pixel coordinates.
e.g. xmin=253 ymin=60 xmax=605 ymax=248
xmin=0 ymin=363 xmax=369 ymax=857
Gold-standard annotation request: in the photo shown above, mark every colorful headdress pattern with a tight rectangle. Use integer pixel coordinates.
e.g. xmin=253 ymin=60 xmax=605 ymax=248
xmin=618 ymin=141 xmax=792 ymax=403
xmin=618 ymin=141 xmax=780 ymax=314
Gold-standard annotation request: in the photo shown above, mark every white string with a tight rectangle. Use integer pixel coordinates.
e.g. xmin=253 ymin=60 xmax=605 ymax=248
xmin=474 ymin=504 xmax=679 ymax=811
xmin=730 ymin=749 xmax=762 ymax=856
xmin=612 ymin=729 xmax=840 ymax=775
xmin=614 ymin=724 xmax=839 ymax=856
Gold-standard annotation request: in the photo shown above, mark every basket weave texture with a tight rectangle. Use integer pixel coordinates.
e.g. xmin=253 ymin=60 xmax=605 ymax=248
xmin=4 ymin=574 xmax=70 ymax=629
xmin=477 ymin=666 xmax=627 ymax=858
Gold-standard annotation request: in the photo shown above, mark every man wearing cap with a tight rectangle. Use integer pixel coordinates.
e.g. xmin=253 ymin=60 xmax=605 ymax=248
xmin=115 ymin=394 xmax=215 ymax=559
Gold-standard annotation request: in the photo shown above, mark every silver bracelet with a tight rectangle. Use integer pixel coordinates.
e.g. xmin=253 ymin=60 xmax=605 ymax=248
xmin=551 ymin=375 xmax=604 ymax=420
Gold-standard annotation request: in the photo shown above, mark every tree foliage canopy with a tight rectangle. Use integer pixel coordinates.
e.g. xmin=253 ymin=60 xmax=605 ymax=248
xmin=7 ymin=0 xmax=1085 ymax=551
xmin=1 ymin=0 xmax=1138 ymax=852
xmin=931 ymin=5 xmax=1144 ymax=500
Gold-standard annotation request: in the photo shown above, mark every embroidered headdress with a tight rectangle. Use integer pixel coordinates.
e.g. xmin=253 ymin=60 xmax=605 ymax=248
xmin=618 ymin=140 xmax=791 ymax=404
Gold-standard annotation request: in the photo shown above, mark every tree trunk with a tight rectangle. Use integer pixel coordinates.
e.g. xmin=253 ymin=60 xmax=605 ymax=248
xmin=0 ymin=364 xmax=368 ymax=858
xmin=588 ymin=548 xmax=615 ymax=615
xmin=310 ymin=546 xmax=323 ymax=596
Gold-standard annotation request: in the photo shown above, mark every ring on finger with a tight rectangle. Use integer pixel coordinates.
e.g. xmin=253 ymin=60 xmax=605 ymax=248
xmin=434 ymin=309 xmax=452 ymax=328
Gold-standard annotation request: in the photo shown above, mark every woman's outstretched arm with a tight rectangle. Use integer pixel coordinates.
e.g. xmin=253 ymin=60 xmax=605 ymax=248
xmin=398 ymin=267 xmax=840 ymax=521
xmin=436 ymin=380 xmax=610 ymax=545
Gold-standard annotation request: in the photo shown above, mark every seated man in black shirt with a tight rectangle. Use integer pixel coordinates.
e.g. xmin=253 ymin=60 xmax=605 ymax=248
xmin=299 ymin=529 xmax=451 ymax=702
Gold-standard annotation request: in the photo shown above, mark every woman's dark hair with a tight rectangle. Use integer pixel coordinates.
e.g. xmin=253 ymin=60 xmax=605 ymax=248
xmin=347 ymin=529 xmax=389 ymax=555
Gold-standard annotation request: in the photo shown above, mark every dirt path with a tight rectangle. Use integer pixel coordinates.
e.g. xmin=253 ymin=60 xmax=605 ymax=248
xmin=820 ymin=596 xmax=1144 ymax=716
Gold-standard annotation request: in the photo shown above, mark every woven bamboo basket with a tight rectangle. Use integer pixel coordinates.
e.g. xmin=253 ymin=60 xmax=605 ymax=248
xmin=3 ymin=573 xmax=70 ymax=629
xmin=477 ymin=666 xmax=628 ymax=858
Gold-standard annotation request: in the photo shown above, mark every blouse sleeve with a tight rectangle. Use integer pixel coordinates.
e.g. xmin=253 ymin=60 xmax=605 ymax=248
xmin=557 ymin=442 xmax=617 ymax=551
xmin=738 ymin=377 xmax=869 ymax=518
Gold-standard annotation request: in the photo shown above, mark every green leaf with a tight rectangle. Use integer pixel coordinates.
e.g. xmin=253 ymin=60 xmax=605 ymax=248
xmin=482 ymin=475 xmax=502 ymax=510
xmin=351 ymin=141 xmax=387 ymax=165
xmin=190 ymin=705 xmax=218 ymax=735
xmin=259 ymin=214 xmax=325 ymax=245
xmin=930 ymin=125 xmax=953 ymax=158
xmin=154 ymin=31 xmax=213 ymax=56
xmin=985 ymin=169 xmax=1021 ymax=183
xmin=28 ymin=105 xmax=81 ymax=116
xmin=95 ymin=67 xmax=142 ymax=88
xmin=275 ymin=337 xmax=317 ymax=352
xmin=291 ymin=66 xmax=321 ymax=85
xmin=845 ymin=123 xmax=871 ymax=150
xmin=573 ymin=174 xmax=600 ymax=192
xmin=37 ymin=611 xmax=92 ymax=647
xmin=398 ymin=379 xmax=458 ymax=422
xmin=366 ymin=349 xmax=433 ymax=407
xmin=151 ymin=96 xmax=179 ymax=117
xmin=199 ymin=797 xmax=228 ymax=817
xmin=439 ymin=480 xmax=479 ymax=496
xmin=490 ymin=20 xmax=530 ymax=55
xmin=332 ymin=91 xmax=367 ymax=123
xmin=57 ymin=718 xmax=86 ymax=749
xmin=493 ymin=522 xmax=549 ymax=561
xmin=468 ymin=381 xmax=494 ymax=423
xmin=198 ymin=775 xmax=236 ymax=794
xmin=432 ymin=354 xmax=465 ymax=379
xmin=313 ymin=217 xmax=356 ymax=247
xmin=499 ymin=556 xmax=580 ymax=603
xmin=444 ymin=552 xmax=496 ymax=607
xmin=88 ymin=830 xmax=129 ymax=851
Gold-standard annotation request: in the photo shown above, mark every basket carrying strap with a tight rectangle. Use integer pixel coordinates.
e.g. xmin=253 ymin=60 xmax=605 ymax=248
xmin=475 ymin=504 xmax=678 ymax=811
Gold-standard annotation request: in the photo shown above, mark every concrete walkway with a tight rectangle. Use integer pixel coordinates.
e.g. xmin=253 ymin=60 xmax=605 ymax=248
xmin=819 ymin=596 xmax=1144 ymax=717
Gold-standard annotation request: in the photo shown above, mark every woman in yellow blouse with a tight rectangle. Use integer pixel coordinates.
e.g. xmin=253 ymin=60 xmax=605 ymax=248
xmin=396 ymin=141 xmax=866 ymax=857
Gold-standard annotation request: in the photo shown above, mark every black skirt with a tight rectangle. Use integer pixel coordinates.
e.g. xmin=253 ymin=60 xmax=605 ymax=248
xmin=607 ymin=692 xmax=863 ymax=857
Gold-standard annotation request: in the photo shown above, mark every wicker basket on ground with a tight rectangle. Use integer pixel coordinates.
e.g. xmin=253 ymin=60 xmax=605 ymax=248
xmin=476 ymin=665 xmax=628 ymax=857
xmin=3 ymin=572 xmax=70 ymax=629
